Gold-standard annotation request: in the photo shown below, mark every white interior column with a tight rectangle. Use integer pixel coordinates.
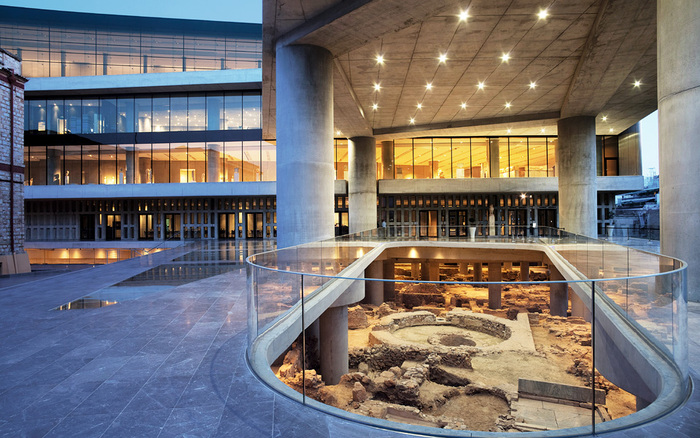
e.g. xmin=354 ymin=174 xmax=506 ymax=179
xmin=658 ymin=0 xmax=700 ymax=301
xmin=276 ymin=44 xmax=334 ymax=248
xmin=319 ymin=305 xmax=348 ymax=385
xmin=557 ymin=116 xmax=597 ymax=237
xmin=348 ymin=136 xmax=377 ymax=233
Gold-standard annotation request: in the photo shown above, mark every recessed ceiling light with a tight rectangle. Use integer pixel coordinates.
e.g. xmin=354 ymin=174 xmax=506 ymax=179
xmin=540 ymin=128 xmax=546 ymax=133
xmin=602 ymin=115 xmax=608 ymax=121
xmin=416 ymin=103 xmax=422 ymax=109
xmin=634 ymin=80 xmax=642 ymax=88
xmin=507 ymin=128 xmax=512 ymax=134
xmin=609 ymin=128 xmax=614 ymax=132
xmin=376 ymin=54 xmax=384 ymax=65
xmin=538 ymin=9 xmax=548 ymax=20
xmin=501 ymin=52 xmax=511 ymax=63
xmin=460 ymin=102 xmax=467 ymax=109
xmin=409 ymin=117 xmax=415 ymax=125
xmin=505 ymin=102 xmax=512 ymax=109
xmin=373 ymin=83 xmax=381 ymax=92
xmin=529 ymin=81 xmax=537 ymax=89
xmin=438 ymin=53 xmax=448 ymax=64
xmin=372 ymin=103 xmax=378 ymax=111
xmin=336 ymin=130 xmax=342 ymax=135
xmin=458 ymin=9 xmax=469 ymax=22
xmin=425 ymin=82 xmax=433 ymax=90
xmin=477 ymin=81 xmax=485 ymax=90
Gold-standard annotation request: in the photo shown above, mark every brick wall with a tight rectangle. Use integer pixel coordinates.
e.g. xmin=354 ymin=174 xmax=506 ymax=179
xmin=0 ymin=48 xmax=27 ymax=255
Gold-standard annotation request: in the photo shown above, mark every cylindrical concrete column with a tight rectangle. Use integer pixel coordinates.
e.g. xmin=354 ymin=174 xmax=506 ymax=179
xmin=488 ymin=262 xmax=502 ymax=309
xmin=520 ymin=262 xmax=530 ymax=282
xmin=207 ymin=144 xmax=221 ymax=182
xmin=125 ymin=148 xmax=139 ymax=184
xmin=383 ymin=260 xmax=395 ymax=301
xmin=488 ymin=138 xmax=500 ymax=178
xmin=549 ymin=266 xmax=568 ymax=317
xmin=319 ymin=305 xmax=348 ymax=385
xmin=459 ymin=263 xmax=468 ymax=274
xmin=381 ymin=140 xmax=394 ymax=179
xmin=473 ymin=262 xmax=483 ymax=282
xmin=276 ymin=44 xmax=334 ymax=248
xmin=348 ymin=136 xmax=377 ymax=233
xmin=658 ymin=0 xmax=700 ymax=301
xmin=557 ymin=116 xmax=597 ymax=237
xmin=365 ymin=260 xmax=384 ymax=306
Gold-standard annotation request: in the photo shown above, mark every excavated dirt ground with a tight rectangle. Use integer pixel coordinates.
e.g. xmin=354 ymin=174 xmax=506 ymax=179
xmin=275 ymin=266 xmax=637 ymax=432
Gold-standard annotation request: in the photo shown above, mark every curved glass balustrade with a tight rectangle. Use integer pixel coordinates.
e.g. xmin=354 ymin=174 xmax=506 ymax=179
xmin=246 ymin=226 xmax=688 ymax=436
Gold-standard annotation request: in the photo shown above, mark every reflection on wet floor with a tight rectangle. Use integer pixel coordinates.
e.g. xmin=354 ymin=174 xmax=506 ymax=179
xmin=54 ymin=240 xmax=274 ymax=310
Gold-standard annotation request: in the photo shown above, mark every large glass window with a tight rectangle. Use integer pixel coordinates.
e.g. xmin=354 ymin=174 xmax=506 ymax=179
xmin=82 ymin=99 xmax=100 ymax=134
xmin=242 ymin=94 xmax=261 ymax=129
xmin=117 ymin=97 xmax=135 ymax=133
xmin=471 ymin=138 xmax=489 ymax=178
xmin=100 ymin=144 xmax=117 ymax=184
xmin=188 ymin=95 xmax=206 ymax=131
xmin=152 ymin=97 xmax=169 ymax=132
xmin=82 ymin=145 xmax=99 ymax=184
xmin=46 ymin=145 xmax=62 ymax=185
xmin=452 ymin=138 xmax=470 ymax=178
xmin=509 ymin=137 xmax=528 ymax=178
xmin=413 ymin=139 xmax=432 ymax=179
xmin=548 ymin=138 xmax=557 ymax=176
xmin=335 ymin=139 xmax=348 ymax=180
xmin=101 ymin=98 xmax=117 ymax=133
xmin=224 ymin=93 xmax=242 ymax=129
xmin=65 ymin=100 xmax=81 ymax=134
xmin=27 ymin=100 xmax=46 ymax=132
xmin=498 ymin=138 xmax=509 ymax=178
xmin=242 ymin=141 xmax=261 ymax=181
xmin=170 ymin=143 xmax=188 ymax=182
xmin=528 ymin=137 xmax=548 ymax=177
xmin=188 ymin=142 xmax=207 ymax=182
xmin=28 ymin=146 xmax=46 ymax=185
xmin=224 ymin=141 xmax=242 ymax=182
xmin=47 ymin=99 xmax=64 ymax=134
xmin=394 ymin=139 xmax=413 ymax=179
xmin=261 ymin=141 xmax=276 ymax=182
xmin=64 ymin=145 xmax=81 ymax=185
xmin=433 ymin=138 xmax=451 ymax=179
xmin=170 ymin=96 xmax=187 ymax=131
xmin=206 ymin=94 xmax=224 ymax=130
xmin=135 ymin=97 xmax=151 ymax=132
xmin=152 ymin=143 xmax=169 ymax=183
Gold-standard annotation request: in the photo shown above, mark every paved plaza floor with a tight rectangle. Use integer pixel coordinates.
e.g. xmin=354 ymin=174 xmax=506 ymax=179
xmin=0 ymin=243 xmax=698 ymax=437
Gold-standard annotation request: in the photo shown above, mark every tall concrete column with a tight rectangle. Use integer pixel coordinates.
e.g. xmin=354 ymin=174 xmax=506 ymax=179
xmin=276 ymin=44 xmax=334 ymax=248
xmin=420 ymin=261 xmax=439 ymax=281
xmin=383 ymin=260 xmax=395 ymax=300
xmin=411 ymin=262 xmax=420 ymax=278
xmin=520 ymin=262 xmax=530 ymax=282
xmin=488 ymin=138 xmax=500 ymax=178
xmin=487 ymin=262 xmax=502 ymax=309
xmin=658 ymin=0 xmax=700 ymax=301
xmin=47 ymin=147 xmax=61 ymax=185
xmin=473 ymin=262 xmax=483 ymax=282
xmin=365 ymin=260 xmax=384 ymax=306
xmin=319 ymin=305 xmax=348 ymax=385
xmin=459 ymin=263 xmax=468 ymax=274
xmin=381 ymin=140 xmax=394 ymax=179
xmin=207 ymin=144 xmax=221 ymax=183
xmin=549 ymin=265 xmax=568 ymax=317
xmin=557 ymin=116 xmax=597 ymax=237
xmin=348 ymin=136 xmax=377 ymax=233
xmin=125 ymin=148 xmax=139 ymax=184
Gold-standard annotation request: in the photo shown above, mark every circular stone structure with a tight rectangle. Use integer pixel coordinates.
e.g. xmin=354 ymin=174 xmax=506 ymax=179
xmin=369 ymin=309 xmax=537 ymax=354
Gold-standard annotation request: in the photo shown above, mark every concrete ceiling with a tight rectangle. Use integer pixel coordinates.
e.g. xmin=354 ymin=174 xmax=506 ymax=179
xmin=263 ymin=0 xmax=657 ymax=140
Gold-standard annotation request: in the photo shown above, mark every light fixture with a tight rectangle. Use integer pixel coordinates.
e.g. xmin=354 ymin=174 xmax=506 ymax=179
xmin=538 ymin=8 xmax=548 ymax=20
xmin=372 ymin=103 xmax=378 ymax=111
xmin=501 ymin=52 xmax=511 ymax=63
xmin=425 ymin=82 xmax=433 ymax=90
xmin=376 ymin=54 xmax=384 ymax=65
xmin=507 ymin=128 xmax=512 ymax=134
xmin=540 ymin=128 xmax=546 ymax=133
xmin=460 ymin=102 xmax=467 ymax=109
xmin=416 ymin=103 xmax=423 ymax=109
xmin=602 ymin=115 xmax=608 ymax=121
xmin=609 ymin=128 xmax=614 ymax=132
xmin=520 ymin=193 xmax=527 ymax=200
xmin=459 ymin=9 xmax=469 ymax=22
xmin=477 ymin=81 xmax=485 ymax=90
xmin=336 ymin=130 xmax=342 ymax=135
xmin=409 ymin=117 xmax=415 ymax=125
xmin=373 ymin=83 xmax=381 ymax=92
xmin=505 ymin=102 xmax=512 ymax=109
xmin=634 ymin=79 xmax=642 ymax=88
xmin=529 ymin=81 xmax=537 ymax=89
xmin=438 ymin=53 xmax=448 ymax=64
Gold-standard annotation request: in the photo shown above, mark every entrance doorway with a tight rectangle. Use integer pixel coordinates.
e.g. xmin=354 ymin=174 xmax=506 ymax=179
xmin=218 ymin=213 xmax=237 ymax=239
xmin=419 ymin=210 xmax=438 ymax=238
xmin=246 ymin=213 xmax=264 ymax=239
xmin=164 ymin=214 xmax=181 ymax=240
xmin=105 ymin=214 xmax=121 ymax=241
xmin=448 ymin=211 xmax=468 ymax=237
xmin=80 ymin=214 xmax=95 ymax=241
xmin=139 ymin=214 xmax=154 ymax=240
xmin=335 ymin=211 xmax=349 ymax=236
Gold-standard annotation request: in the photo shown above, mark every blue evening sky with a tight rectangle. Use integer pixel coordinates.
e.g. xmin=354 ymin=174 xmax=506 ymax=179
xmin=0 ymin=0 xmax=261 ymax=23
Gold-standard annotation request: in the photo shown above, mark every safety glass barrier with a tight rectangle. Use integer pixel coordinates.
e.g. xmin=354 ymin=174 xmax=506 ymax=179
xmin=246 ymin=227 xmax=687 ymax=436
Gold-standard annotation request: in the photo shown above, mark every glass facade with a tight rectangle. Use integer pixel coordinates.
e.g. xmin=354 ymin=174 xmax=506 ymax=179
xmin=25 ymin=92 xmax=261 ymax=134
xmin=0 ymin=6 xmax=261 ymax=78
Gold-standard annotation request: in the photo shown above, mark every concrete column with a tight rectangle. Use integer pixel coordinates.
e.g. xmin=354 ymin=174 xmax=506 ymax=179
xmin=125 ymin=148 xmax=139 ymax=184
xmin=47 ymin=147 xmax=61 ymax=185
xmin=459 ymin=263 xmax=468 ymax=274
xmin=381 ymin=140 xmax=394 ymax=179
xmin=549 ymin=266 xmax=568 ymax=317
xmin=365 ymin=260 xmax=384 ymax=306
xmin=207 ymin=145 xmax=221 ymax=183
xmin=520 ymin=262 xmax=530 ymax=282
xmin=276 ymin=44 xmax=334 ymax=248
xmin=139 ymin=155 xmax=151 ymax=183
xmin=348 ymin=136 xmax=377 ymax=233
xmin=411 ymin=262 xmax=420 ymax=278
xmin=658 ymin=0 xmax=700 ymax=301
xmin=420 ymin=261 xmax=439 ymax=281
xmin=473 ymin=262 xmax=483 ymax=282
xmin=488 ymin=138 xmax=500 ymax=178
xmin=487 ymin=262 xmax=502 ymax=309
xmin=319 ymin=305 xmax=348 ymax=385
xmin=383 ymin=260 xmax=395 ymax=300
xmin=557 ymin=116 xmax=597 ymax=237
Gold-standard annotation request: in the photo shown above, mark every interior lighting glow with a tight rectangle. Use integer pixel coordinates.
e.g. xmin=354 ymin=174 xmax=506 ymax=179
xmin=376 ymin=54 xmax=384 ymax=65
xmin=425 ymin=82 xmax=433 ymax=90
xmin=477 ymin=81 xmax=485 ymax=90
xmin=634 ymin=79 xmax=642 ymax=88
xmin=609 ymin=128 xmax=614 ymax=132
xmin=416 ymin=103 xmax=423 ymax=109
xmin=460 ymin=102 xmax=467 ymax=109
xmin=520 ymin=193 xmax=527 ymax=200
xmin=373 ymin=83 xmax=381 ymax=92
xmin=372 ymin=103 xmax=378 ymax=111
xmin=409 ymin=117 xmax=415 ymax=125
xmin=540 ymin=128 xmax=546 ymax=133
xmin=507 ymin=128 xmax=512 ymax=134
xmin=501 ymin=52 xmax=511 ymax=63
xmin=504 ymin=102 xmax=511 ymax=109
xmin=602 ymin=115 xmax=608 ymax=121
xmin=336 ymin=130 xmax=342 ymax=135
xmin=529 ymin=81 xmax=537 ymax=89
xmin=538 ymin=9 xmax=549 ymax=20
xmin=438 ymin=53 xmax=448 ymax=64
xmin=458 ymin=10 xmax=469 ymax=22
